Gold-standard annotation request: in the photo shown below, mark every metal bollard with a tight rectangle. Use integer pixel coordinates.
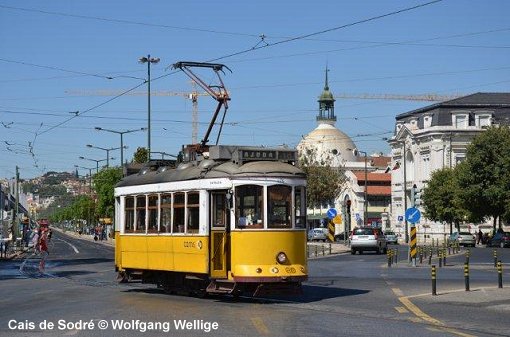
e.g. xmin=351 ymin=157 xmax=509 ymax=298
xmin=439 ymin=251 xmax=443 ymax=268
xmin=419 ymin=247 xmax=423 ymax=264
xmin=394 ymin=248 xmax=398 ymax=264
xmin=443 ymin=249 xmax=447 ymax=266
xmin=494 ymin=249 xmax=498 ymax=268
xmin=315 ymin=245 xmax=318 ymax=257
xmin=498 ymin=261 xmax=503 ymax=288
xmin=322 ymin=245 xmax=325 ymax=256
xmin=431 ymin=265 xmax=437 ymax=295
xmin=448 ymin=245 xmax=451 ymax=255
xmin=387 ymin=250 xmax=392 ymax=268
xmin=464 ymin=263 xmax=470 ymax=291
xmin=329 ymin=243 xmax=332 ymax=255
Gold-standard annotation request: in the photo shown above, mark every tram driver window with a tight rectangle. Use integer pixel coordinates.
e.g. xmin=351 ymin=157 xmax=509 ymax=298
xmin=268 ymin=185 xmax=292 ymax=229
xmin=295 ymin=186 xmax=307 ymax=228
xmin=173 ymin=192 xmax=185 ymax=233
xmin=187 ymin=192 xmax=200 ymax=234
xmin=124 ymin=196 xmax=135 ymax=233
xmin=235 ymin=185 xmax=263 ymax=229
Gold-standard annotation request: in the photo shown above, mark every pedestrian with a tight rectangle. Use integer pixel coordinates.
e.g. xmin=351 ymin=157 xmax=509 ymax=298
xmin=32 ymin=229 xmax=41 ymax=254
xmin=477 ymin=229 xmax=483 ymax=245
xmin=38 ymin=229 xmax=49 ymax=273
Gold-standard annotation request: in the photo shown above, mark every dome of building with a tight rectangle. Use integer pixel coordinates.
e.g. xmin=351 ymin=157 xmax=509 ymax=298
xmin=298 ymin=123 xmax=357 ymax=166
xmin=297 ymin=67 xmax=357 ymax=166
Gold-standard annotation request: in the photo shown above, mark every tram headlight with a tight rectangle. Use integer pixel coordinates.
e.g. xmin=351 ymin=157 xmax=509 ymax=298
xmin=276 ymin=252 xmax=288 ymax=264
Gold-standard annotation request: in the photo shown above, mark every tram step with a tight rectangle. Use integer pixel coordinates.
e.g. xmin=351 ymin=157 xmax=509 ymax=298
xmin=206 ymin=280 xmax=236 ymax=294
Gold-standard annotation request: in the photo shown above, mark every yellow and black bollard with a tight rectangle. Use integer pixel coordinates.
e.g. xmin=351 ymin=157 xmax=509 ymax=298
xmin=431 ymin=265 xmax=437 ymax=296
xmin=439 ymin=250 xmax=443 ymax=268
xmin=494 ymin=249 xmax=498 ymax=268
xmin=314 ymin=245 xmax=318 ymax=257
xmin=394 ymin=248 xmax=398 ymax=264
xmin=497 ymin=260 xmax=503 ymax=288
xmin=410 ymin=226 xmax=417 ymax=266
xmin=387 ymin=249 xmax=392 ymax=268
xmin=465 ymin=249 xmax=470 ymax=265
xmin=443 ymin=249 xmax=447 ymax=266
xmin=464 ymin=263 xmax=470 ymax=291
xmin=419 ymin=246 xmax=423 ymax=264
xmin=329 ymin=243 xmax=332 ymax=255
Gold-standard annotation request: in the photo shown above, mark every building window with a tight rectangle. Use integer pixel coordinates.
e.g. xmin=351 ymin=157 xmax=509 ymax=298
xmin=135 ymin=195 xmax=146 ymax=233
xmin=454 ymin=114 xmax=468 ymax=128
xmin=268 ymin=185 xmax=292 ymax=229
xmin=173 ymin=192 xmax=185 ymax=233
xmin=160 ymin=194 xmax=172 ymax=233
xmin=187 ymin=192 xmax=200 ymax=234
xmin=147 ymin=195 xmax=158 ymax=233
xmin=235 ymin=185 xmax=264 ymax=228
xmin=423 ymin=115 xmax=432 ymax=128
xmin=124 ymin=196 xmax=134 ymax=233
xmin=475 ymin=114 xmax=492 ymax=128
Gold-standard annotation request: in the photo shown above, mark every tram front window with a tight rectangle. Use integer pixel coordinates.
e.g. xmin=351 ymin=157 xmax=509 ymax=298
xmin=235 ymin=185 xmax=263 ymax=228
xmin=268 ymin=185 xmax=292 ymax=229
xmin=187 ymin=192 xmax=199 ymax=234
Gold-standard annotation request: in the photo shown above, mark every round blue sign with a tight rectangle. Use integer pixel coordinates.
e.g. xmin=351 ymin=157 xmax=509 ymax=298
xmin=327 ymin=208 xmax=337 ymax=220
xmin=405 ymin=207 xmax=421 ymax=224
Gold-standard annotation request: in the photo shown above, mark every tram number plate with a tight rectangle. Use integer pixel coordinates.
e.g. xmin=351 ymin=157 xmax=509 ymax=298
xmin=285 ymin=267 xmax=296 ymax=274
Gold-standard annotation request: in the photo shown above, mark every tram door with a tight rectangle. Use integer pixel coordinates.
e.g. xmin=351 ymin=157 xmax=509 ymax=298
xmin=210 ymin=191 xmax=230 ymax=279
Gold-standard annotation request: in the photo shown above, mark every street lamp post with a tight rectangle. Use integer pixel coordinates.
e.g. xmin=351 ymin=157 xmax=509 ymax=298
xmin=95 ymin=127 xmax=146 ymax=166
xmin=139 ymin=54 xmax=160 ymax=162
xmin=79 ymin=156 xmax=111 ymax=173
xmin=86 ymin=144 xmax=124 ymax=168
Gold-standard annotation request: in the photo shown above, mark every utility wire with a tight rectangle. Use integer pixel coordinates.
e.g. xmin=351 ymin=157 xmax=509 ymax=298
xmin=209 ymin=0 xmax=444 ymax=62
xmin=0 ymin=4 xmax=259 ymax=37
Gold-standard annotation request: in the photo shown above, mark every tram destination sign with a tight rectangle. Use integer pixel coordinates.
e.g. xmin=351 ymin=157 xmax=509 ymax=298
xmin=237 ymin=149 xmax=296 ymax=163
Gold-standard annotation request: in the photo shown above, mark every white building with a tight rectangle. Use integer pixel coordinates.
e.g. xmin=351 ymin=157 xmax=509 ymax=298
xmin=388 ymin=92 xmax=510 ymax=239
xmin=297 ymin=69 xmax=391 ymax=236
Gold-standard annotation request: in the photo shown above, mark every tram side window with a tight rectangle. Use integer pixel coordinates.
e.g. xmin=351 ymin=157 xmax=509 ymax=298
xmin=160 ymin=194 xmax=172 ymax=233
xmin=135 ymin=195 xmax=146 ymax=233
xmin=124 ymin=196 xmax=135 ymax=233
xmin=173 ymin=192 xmax=185 ymax=233
xmin=295 ymin=186 xmax=307 ymax=228
xmin=147 ymin=195 xmax=158 ymax=233
xmin=235 ymin=185 xmax=263 ymax=229
xmin=187 ymin=192 xmax=200 ymax=234
xmin=268 ymin=185 xmax=292 ymax=229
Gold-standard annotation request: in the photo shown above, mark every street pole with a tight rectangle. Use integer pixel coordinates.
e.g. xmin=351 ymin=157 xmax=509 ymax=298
xmin=403 ymin=141 xmax=408 ymax=244
xmin=364 ymin=151 xmax=368 ymax=226
xmin=15 ymin=166 xmax=19 ymax=238
xmin=139 ymin=55 xmax=160 ymax=163
xmin=95 ymin=127 xmax=146 ymax=167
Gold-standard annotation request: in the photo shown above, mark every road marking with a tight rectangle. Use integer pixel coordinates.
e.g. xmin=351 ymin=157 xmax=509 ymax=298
xmin=398 ymin=296 xmax=444 ymax=326
xmin=395 ymin=306 xmax=409 ymax=314
xmin=251 ymin=317 xmax=269 ymax=335
xmin=409 ymin=317 xmax=423 ymax=323
xmin=392 ymin=288 xmax=404 ymax=297
xmin=54 ymin=238 xmax=79 ymax=254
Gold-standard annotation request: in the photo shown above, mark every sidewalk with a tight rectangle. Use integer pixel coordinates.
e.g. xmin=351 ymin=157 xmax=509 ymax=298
xmin=51 ymin=226 xmax=115 ymax=247
xmin=307 ymin=242 xmax=350 ymax=258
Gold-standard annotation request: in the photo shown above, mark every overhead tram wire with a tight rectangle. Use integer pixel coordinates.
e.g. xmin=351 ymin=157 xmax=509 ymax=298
xmin=208 ymin=0 xmax=444 ymax=62
xmin=32 ymin=0 xmax=442 ymax=137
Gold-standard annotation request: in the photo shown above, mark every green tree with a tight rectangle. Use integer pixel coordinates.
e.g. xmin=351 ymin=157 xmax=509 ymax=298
xmin=93 ymin=167 xmax=123 ymax=219
xmin=456 ymin=126 xmax=510 ymax=231
xmin=299 ymin=148 xmax=345 ymax=208
xmin=133 ymin=147 xmax=149 ymax=163
xmin=422 ymin=168 xmax=467 ymax=234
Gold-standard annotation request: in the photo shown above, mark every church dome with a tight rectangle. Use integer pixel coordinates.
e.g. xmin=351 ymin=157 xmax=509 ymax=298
xmin=297 ymin=123 xmax=357 ymax=166
xmin=319 ymin=88 xmax=335 ymax=102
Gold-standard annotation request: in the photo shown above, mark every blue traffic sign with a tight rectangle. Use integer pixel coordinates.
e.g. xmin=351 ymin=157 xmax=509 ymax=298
xmin=397 ymin=215 xmax=404 ymax=222
xmin=405 ymin=207 xmax=421 ymax=224
xmin=327 ymin=208 xmax=337 ymax=220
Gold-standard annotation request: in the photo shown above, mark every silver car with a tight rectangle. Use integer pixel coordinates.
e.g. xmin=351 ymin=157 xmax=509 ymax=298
xmin=449 ymin=232 xmax=476 ymax=247
xmin=308 ymin=228 xmax=327 ymax=242
xmin=350 ymin=227 xmax=387 ymax=254
xmin=384 ymin=231 xmax=398 ymax=245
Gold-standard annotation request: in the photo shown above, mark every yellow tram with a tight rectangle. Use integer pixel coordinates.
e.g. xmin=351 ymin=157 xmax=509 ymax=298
xmin=114 ymin=145 xmax=307 ymax=296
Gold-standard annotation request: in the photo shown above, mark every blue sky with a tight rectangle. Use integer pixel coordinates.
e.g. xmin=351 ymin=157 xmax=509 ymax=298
xmin=1 ymin=0 xmax=509 ymax=179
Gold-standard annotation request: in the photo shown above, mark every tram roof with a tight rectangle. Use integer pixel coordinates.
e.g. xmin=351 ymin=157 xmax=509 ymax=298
xmin=116 ymin=159 xmax=305 ymax=187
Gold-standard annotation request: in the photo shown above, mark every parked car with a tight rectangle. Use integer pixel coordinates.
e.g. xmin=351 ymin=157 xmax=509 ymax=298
xmin=384 ymin=231 xmax=398 ymax=245
xmin=487 ymin=232 xmax=510 ymax=248
xmin=308 ymin=228 xmax=327 ymax=242
xmin=448 ymin=232 xmax=476 ymax=247
xmin=350 ymin=227 xmax=387 ymax=255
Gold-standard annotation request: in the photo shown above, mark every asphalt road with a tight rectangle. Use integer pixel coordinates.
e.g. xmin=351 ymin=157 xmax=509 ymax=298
xmin=0 ymin=232 xmax=509 ymax=337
